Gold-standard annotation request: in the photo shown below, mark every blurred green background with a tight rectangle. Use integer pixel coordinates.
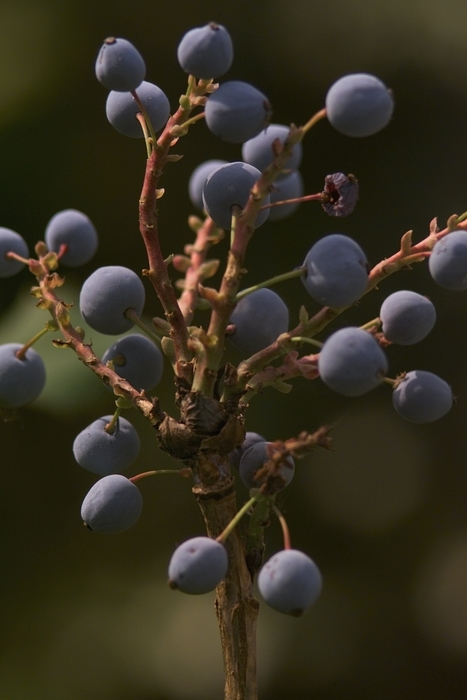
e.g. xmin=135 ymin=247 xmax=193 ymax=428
xmin=2 ymin=0 xmax=467 ymax=698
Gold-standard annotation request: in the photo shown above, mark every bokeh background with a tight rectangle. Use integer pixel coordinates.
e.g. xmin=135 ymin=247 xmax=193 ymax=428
xmin=2 ymin=0 xmax=467 ymax=698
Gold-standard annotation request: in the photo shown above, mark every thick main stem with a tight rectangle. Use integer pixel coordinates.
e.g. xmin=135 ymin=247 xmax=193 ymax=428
xmin=193 ymin=477 xmax=259 ymax=700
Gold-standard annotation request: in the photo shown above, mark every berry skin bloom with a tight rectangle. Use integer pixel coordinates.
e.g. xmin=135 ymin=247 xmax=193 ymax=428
xmin=168 ymin=537 xmax=229 ymax=594
xmin=258 ymin=549 xmax=322 ymax=616
xmin=326 ymin=73 xmax=394 ymax=137
xmin=95 ymin=37 xmax=146 ymax=92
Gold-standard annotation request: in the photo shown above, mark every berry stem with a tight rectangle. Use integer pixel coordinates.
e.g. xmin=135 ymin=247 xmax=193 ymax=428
xmin=129 ymin=468 xmax=192 ymax=483
xmin=131 ymin=89 xmax=157 ymax=144
xmin=5 ymin=250 xmax=30 ymax=266
xmin=259 ymin=192 xmax=322 ymax=211
xmin=104 ymin=407 xmax=122 ymax=434
xmin=235 ymin=267 xmax=306 ymax=301
xmin=360 ymin=317 xmax=382 ymax=331
xmin=216 ymin=494 xmax=259 ymax=544
xmin=290 ymin=336 xmax=323 ymax=348
xmin=15 ymin=325 xmax=52 ymax=360
xmin=272 ymin=504 xmax=292 ymax=550
xmin=301 ymin=107 xmax=327 ymax=134
xmin=135 ymin=112 xmax=153 ymax=157
xmin=124 ymin=308 xmax=163 ymax=345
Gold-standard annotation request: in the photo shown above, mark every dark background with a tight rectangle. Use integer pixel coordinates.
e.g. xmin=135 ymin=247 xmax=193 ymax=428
xmin=2 ymin=0 xmax=467 ymax=698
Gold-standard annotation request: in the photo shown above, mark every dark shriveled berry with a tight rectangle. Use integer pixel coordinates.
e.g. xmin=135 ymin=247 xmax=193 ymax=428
xmin=321 ymin=173 xmax=359 ymax=217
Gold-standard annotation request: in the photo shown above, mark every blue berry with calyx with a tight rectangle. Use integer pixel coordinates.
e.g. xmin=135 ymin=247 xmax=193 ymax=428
xmin=428 ymin=230 xmax=467 ymax=290
xmin=229 ymin=432 xmax=265 ymax=470
xmin=392 ymin=370 xmax=453 ymax=423
xmin=242 ymin=124 xmax=302 ymax=179
xmin=258 ymin=549 xmax=322 ymax=616
xmin=0 ymin=343 xmax=46 ymax=408
xmin=45 ymin=209 xmax=98 ymax=267
xmin=239 ymin=441 xmax=295 ymax=490
xmin=81 ymin=474 xmax=143 ymax=534
xmin=102 ymin=334 xmax=164 ymax=391
xmin=95 ymin=37 xmax=146 ymax=92
xmin=106 ymin=81 xmax=170 ymax=138
xmin=73 ymin=415 xmax=141 ymax=476
xmin=326 ymin=73 xmax=394 ymax=137
xmin=302 ymin=233 xmax=368 ymax=308
xmin=79 ymin=265 xmax=145 ymax=335
xmin=0 ymin=228 xmax=29 ymax=277
xmin=318 ymin=327 xmax=388 ymax=397
xmin=228 ymin=288 xmax=289 ymax=356
xmin=205 ymin=80 xmax=272 ymax=143
xmin=177 ymin=22 xmax=233 ymax=79
xmin=380 ymin=290 xmax=436 ymax=345
xmin=188 ymin=159 xmax=228 ymax=210
xmin=168 ymin=536 xmax=229 ymax=594
xmin=203 ymin=162 xmax=270 ymax=230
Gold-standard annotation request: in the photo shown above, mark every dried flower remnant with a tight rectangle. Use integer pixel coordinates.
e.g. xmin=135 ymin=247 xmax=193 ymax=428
xmin=321 ymin=172 xmax=359 ymax=217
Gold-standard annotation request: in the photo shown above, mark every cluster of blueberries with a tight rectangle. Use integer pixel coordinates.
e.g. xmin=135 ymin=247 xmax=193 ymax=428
xmin=0 ymin=20 xmax=462 ymax=617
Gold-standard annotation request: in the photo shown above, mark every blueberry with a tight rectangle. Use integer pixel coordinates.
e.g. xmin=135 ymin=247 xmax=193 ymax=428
xmin=81 ymin=474 xmax=143 ymax=534
xmin=0 ymin=228 xmax=29 ymax=277
xmin=73 ymin=415 xmax=141 ymax=476
xmin=258 ymin=549 xmax=322 ymax=616
xmin=177 ymin=22 xmax=233 ymax=79
xmin=168 ymin=536 xmax=229 ymax=594
xmin=205 ymin=81 xmax=272 ymax=143
xmin=229 ymin=288 xmax=289 ymax=356
xmin=0 ymin=343 xmax=46 ymax=408
xmin=326 ymin=73 xmax=394 ymax=137
xmin=318 ymin=327 xmax=388 ymax=397
xmin=79 ymin=266 xmax=145 ymax=335
xmin=95 ymin=37 xmax=146 ymax=92
xmin=302 ymin=233 xmax=368 ymax=308
xmin=392 ymin=370 xmax=453 ymax=423
xmin=45 ymin=209 xmax=98 ymax=267
xmin=202 ymin=161 xmax=270 ymax=230
xmin=106 ymin=81 xmax=170 ymax=137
